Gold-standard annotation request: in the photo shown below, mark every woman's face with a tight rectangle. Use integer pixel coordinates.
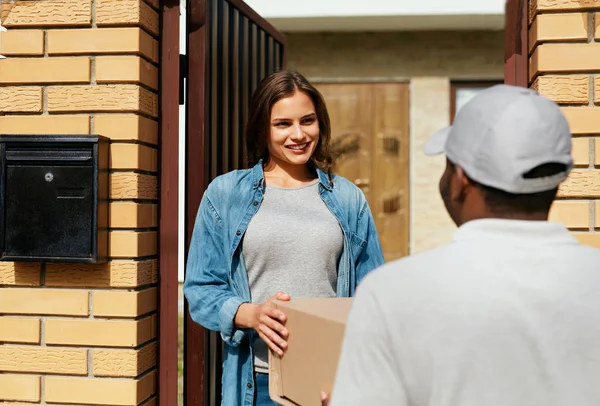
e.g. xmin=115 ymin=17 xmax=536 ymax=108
xmin=267 ymin=91 xmax=320 ymax=169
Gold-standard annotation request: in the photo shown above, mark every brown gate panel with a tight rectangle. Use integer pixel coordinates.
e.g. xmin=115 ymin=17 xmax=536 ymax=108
xmin=185 ymin=1 xmax=285 ymax=404
xmin=206 ymin=0 xmax=284 ymax=179
xmin=504 ymin=0 xmax=529 ymax=87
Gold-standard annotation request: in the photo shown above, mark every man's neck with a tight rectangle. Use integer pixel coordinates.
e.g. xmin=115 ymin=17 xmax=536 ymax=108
xmin=458 ymin=211 xmax=549 ymax=227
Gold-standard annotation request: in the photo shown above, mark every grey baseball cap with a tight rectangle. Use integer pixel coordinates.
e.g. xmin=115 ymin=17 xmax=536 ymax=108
xmin=424 ymin=84 xmax=573 ymax=194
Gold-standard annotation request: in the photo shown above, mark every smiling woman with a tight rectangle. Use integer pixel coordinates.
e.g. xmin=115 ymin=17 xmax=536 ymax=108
xmin=269 ymin=94 xmax=319 ymax=166
xmin=183 ymin=70 xmax=385 ymax=406
xmin=245 ymin=71 xmax=334 ymax=187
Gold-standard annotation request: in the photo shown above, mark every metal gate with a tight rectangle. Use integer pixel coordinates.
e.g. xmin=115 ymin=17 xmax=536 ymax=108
xmin=183 ymin=1 xmax=286 ymax=404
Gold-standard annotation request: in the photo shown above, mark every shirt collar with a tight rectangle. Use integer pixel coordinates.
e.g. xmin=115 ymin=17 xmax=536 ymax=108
xmin=251 ymin=160 xmax=333 ymax=191
xmin=453 ymin=218 xmax=577 ymax=245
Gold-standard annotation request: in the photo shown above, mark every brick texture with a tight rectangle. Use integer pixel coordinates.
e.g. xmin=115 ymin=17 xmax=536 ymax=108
xmin=562 ymin=107 xmax=600 ymax=135
xmin=45 ymin=372 xmax=156 ymax=405
xmin=287 ymin=31 xmax=504 ymax=81
xmin=0 ymin=263 xmax=41 ymax=286
xmin=0 ymin=58 xmax=91 ymax=84
xmin=0 ymin=0 xmax=160 ymax=401
xmin=529 ymin=2 xmax=600 ymax=248
xmin=93 ymin=343 xmax=157 ymax=377
xmin=95 ymin=114 xmax=158 ymax=144
xmin=0 ymin=30 xmax=44 ymax=55
xmin=111 ymin=144 xmax=158 ymax=172
xmin=0 ymin=318 xmax=41 ymax=344
xmin=48 ymin=27 xmax=159 ymax=62
xmin=0 ymin=115 xmax=91 ymax=134
xmin=97 ymin=0 xmax=159 ymax=37
xmin=0 ymin=374 xmax=41 ymax=402
xmin=549 ymin=200 xmax=590 ymax=229
xmin=533 ymin=0 xmax=600 ymax=14
xmin=571 ymin=137 xmax=590 ymax=167
xmin=0 ymin=288 xmax=88 ymax=316
xmin=0 ymin=347 xmax=87 ymax=374
xmin=0 ymin=87 xmax=43 ymax=113
xmin=1 ymin=1 xmax=15 ymax=23
xmin=110 ymin=232 xmax=158 ymax=258
xmin=96 ymin=56 xmax=159 ymax=90
xmin=3 ymin=0 xmax=92 ymax=27
xmin=530 ymin=44 xmax=600 ymax=81
xmin=93 ymin=288 xmax=158 ymax=317
xmin=530 ymin=75 xmax=589 ymax=104
xmin=45 ymin=260 xmax=158 ymax=288
xmin=558 ymin=170 xmax=600 ymax=198
xmin=529 ymin=13 xmax=588 ymax=53
xmin=110 ymin=173 xmax=158 ymax=200
xmin=45 ymin=316 xmax=157 ymax=347
xmin=48 ymin=85 xmax=158 ymax=117
xmin=110 ymin=203 xmax=158 ymax=228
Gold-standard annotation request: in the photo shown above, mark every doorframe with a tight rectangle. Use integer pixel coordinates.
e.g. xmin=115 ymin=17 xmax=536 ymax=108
xmin=159 ymin=0 xmax=181 ymax=405
xmin=504 ymin=0 xmax=529 ymax=87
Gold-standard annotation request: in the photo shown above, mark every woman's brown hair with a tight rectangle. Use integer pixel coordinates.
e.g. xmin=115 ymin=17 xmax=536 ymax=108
xmin=245 ymin=70 xmax=334 ymax=178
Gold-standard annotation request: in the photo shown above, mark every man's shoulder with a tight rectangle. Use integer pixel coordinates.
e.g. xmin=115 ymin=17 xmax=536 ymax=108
xmin=359 ymin=244 xmax=454 ymax=290
xmin=572 ymin=242 xmax=600 ymax=256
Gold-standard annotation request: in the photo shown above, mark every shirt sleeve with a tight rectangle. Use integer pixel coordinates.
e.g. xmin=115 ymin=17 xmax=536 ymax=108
xmin=183 ymin=193 xmax=248 ymax=346
xmin=329 ymin=280 xmax=409 ymax=406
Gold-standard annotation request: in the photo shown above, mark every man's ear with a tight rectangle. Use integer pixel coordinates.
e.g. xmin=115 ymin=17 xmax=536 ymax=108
xmin=451 ymin=165 xmax=471 ymax=202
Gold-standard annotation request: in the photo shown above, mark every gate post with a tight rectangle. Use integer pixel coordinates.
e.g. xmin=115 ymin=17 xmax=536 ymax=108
xmin=504 ymin=0 xmax=529 ymax=87
xmin=159 ymin=0 xmax=181 ymax=405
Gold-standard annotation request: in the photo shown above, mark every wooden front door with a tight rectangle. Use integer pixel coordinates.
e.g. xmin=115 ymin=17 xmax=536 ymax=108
xmin=316 ymin=83 xmax=410 ymax=262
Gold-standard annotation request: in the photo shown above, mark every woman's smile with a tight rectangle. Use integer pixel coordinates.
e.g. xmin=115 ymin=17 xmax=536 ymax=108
xmin=285 ymin=142 xmax=311 ymax=154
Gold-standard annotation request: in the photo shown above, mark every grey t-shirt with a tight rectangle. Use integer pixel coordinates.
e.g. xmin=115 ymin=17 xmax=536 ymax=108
xmin=242 ymin=180 xmax=344 ymax=373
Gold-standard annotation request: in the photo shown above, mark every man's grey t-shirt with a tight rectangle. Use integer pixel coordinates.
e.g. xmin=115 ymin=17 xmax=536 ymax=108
xmin=331 ymin=219 xmax=600 ymax=406
xmin=242 ymin=180 xmax=344 ymax=373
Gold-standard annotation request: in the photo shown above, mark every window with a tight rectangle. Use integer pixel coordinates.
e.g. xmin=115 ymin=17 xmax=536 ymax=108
xmin=450 ymin=81 xmax=503 ymax=122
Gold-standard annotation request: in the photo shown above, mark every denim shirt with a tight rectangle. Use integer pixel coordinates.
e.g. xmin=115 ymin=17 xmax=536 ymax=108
xmin=184 ymin=161 xmax=385 ymax=406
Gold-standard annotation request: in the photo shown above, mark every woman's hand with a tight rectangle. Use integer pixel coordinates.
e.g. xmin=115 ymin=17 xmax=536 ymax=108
xmin=254 ymin=291 xmax=291 ymax=356
xmin=234 ymin=291 xmax=291 ymax=356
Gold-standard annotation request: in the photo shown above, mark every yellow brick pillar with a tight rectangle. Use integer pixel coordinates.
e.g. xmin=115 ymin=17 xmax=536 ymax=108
xmin=529 ymin=0 xmax=600 ymax=247
xmin=0 ymin=1 xmax=159 ymax=405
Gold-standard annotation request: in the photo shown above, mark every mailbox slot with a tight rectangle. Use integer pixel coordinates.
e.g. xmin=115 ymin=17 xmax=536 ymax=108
xmin=0 ymin=135 xmax=109 ymax=264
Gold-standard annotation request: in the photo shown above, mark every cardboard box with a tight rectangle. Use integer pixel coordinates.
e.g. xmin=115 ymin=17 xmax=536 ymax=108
xmin=269 ymin=298 xmax=353 ymax=406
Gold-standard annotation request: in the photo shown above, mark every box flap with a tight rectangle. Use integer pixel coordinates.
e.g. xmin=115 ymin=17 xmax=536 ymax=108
xmin=269 ymin=350 xmax=300 ymax=406
xmin=274 ymin=298 xmax=352 ymax=324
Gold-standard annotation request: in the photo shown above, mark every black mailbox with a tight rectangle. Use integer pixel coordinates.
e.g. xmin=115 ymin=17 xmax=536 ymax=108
xmin=0 ymin=135 xmax=109 ymax=264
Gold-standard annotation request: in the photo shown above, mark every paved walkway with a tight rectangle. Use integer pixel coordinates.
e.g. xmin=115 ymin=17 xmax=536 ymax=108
xmin=178 ymin=283 xmax=184 ymax=314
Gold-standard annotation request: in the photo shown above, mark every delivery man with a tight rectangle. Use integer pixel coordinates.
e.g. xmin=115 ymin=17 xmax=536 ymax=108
xmin=323 ymin=85 xmax=600 ymax=406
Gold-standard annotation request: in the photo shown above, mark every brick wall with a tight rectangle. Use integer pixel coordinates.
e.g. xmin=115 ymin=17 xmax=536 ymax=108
xmin=286 ymin=31 xmax=504 ymax=81
xmin=529 ymin=0 xmax=600 ymax=247
xmin=0 ymin=1 xmax=159 ymax=405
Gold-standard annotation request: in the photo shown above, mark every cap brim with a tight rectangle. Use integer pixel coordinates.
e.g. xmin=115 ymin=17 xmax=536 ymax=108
xmin=424 ymin=126 xmax=451 ymax=156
